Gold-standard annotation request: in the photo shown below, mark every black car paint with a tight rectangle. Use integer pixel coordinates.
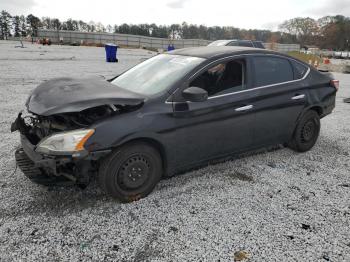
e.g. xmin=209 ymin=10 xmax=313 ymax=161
xmin=26 ymin=77 xmax=145 ymax=116
xmin=14 ymin=47 xmax=336 ymax=181
xmin=84 ymin=49 xmax=335 ymax=176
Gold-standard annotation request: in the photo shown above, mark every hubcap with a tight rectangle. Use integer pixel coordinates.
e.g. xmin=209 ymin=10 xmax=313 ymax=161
xmin=301 ymin=120 xmax=316 ymax=143
xmin=118 ymin=155 xmax=151 ymax=190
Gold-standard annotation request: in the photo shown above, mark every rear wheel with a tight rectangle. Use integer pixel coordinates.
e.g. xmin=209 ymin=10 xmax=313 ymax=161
xmin=98 ymin=143 xmax=162 ymax=202
xmin=288 ymin=110 xmax=320 ymax=152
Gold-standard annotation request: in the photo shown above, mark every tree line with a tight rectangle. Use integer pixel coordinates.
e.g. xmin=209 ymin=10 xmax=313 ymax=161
xmin=1 ymin=10 xmax=349 ymax=50
xmin=280 ymin=16 xmax=350 ymax=50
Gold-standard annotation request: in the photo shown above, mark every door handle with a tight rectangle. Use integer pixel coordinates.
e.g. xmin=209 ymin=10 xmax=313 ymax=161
xmin=291 ymin=94 xmax=305 ymax=100
xmin=235 ymin=105 xmax=253 ymax=112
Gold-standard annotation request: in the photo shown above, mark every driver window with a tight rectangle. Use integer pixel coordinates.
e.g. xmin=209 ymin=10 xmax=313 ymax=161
xmin=190 ymin=59 xmax=246 ymax=97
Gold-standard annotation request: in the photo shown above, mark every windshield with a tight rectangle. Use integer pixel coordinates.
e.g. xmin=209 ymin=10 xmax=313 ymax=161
xmin=111 ymin=54 xmax=205 ymax=96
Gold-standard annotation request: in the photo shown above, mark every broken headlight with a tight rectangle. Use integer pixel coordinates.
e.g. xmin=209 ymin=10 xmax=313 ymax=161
xmin=36 ymin=129 xmax=95 ymax=154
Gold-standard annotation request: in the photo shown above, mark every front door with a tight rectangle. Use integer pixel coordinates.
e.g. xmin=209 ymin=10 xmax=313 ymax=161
xmin=169 ymin=57 xmax=257 ymax=169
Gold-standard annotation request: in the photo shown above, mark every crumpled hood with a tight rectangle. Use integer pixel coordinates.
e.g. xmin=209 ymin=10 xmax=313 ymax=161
xmin=26 ymin=77 xmax=146 ymax=116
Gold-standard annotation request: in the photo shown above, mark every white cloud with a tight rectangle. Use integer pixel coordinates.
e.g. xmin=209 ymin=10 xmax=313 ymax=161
xmin=166 ymin=0 xmax=190 ymax=9
xmin=304 ymin=0 xmax=350 ymax=17
xmin=261 ymin=21 xmax=282 ymax=31
xmin=1 ymin=0 xmax=37 ymax=15
xmin=2 ymin=0 xmax=349 ymax=30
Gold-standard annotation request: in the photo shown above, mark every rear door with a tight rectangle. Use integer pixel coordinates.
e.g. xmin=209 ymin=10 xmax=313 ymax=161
xmin=251 ymin=55 xmax=309 ymax=146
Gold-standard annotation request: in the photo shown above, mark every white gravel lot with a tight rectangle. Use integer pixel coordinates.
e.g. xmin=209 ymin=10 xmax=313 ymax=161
xmin=0 ymin=40 xmax=349 ymax=262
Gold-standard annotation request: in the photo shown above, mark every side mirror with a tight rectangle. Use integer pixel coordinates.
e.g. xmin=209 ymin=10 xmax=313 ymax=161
xmin=182 ymin=87 xmax=208 ymax=102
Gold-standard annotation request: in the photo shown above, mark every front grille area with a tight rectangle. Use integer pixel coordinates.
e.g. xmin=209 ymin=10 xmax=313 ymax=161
xmin=15 ymin=147 xmax=75 ymax=186
xmin=15 ymin=148 xmax=42 ymax=179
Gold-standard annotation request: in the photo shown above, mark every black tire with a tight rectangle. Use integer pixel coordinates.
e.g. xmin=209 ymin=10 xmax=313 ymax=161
xmin=98 ymin=142 xmax=162 ymax=202
xmin=289 ymin=110 xmax=320 ymax=152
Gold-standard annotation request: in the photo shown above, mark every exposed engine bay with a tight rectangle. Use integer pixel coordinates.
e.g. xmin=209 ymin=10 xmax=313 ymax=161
xmin=11 ymin=76 xmax=146 ymax=187
xmin=12 ymin=104 xmax=139 ymax=145
xmin=11 ymin=103 xmax=141 ymax=187
xmin=12 ymin=77 xmax=146 ymax=144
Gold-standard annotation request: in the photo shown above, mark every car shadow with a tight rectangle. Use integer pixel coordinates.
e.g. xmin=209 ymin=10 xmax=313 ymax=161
xmin=1 ymin=176 xmax=123 ymax=220
xmin=5 ymin=144 xmax=286 ymax=218
xmin=7 ymin=137 xmax=346 ymax=219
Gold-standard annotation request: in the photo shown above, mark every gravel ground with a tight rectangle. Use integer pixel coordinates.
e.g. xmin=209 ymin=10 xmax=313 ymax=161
xmin=323 ymin=59 xmax=350 ymax=73
xmin=0 ymin=40 xmax=349 ymax=262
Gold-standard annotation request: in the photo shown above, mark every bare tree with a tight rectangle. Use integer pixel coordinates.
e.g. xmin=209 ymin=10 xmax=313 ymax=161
xmin=95 ymin=22 xmax=106 ymax=32
xmin=279 ymin=17 xmax=319 ymax=46
xmin=106 ymin=24 xmax=113 ymax=33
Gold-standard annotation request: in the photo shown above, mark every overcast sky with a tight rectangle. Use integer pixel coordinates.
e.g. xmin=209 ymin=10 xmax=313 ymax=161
xmin=2 ymin=0 xmax=350 ymax=30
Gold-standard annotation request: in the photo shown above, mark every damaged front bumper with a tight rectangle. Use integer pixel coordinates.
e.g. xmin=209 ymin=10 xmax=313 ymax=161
xmin=15 ymin=133 xmax=111 ymax=186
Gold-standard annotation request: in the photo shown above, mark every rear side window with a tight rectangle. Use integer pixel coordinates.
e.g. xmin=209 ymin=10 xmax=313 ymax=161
xmin=253 ymin=56 xmax=294 ymax=86
xmin=292 ymin=61 xmax=308 ymax=79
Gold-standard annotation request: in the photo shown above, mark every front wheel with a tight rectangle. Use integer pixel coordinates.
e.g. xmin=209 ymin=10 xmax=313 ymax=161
xmin=288 ymin=110 xmax=320 ymax=152
xmin=98 ymin=143 xmax=162 ymax=202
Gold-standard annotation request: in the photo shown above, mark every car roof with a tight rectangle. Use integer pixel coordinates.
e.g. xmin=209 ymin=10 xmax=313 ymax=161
xmin=208 ymin=39 xmax=254 ymax=46
xmin=168 ymin=46 xmax=279 ymax=59
xmin=208 ymin=40 xmax=233 ymax=46
xmin=211 ymin=40 xmax=233 ymax=43
xmin=212 ymin=39 xmax=252 ymax=42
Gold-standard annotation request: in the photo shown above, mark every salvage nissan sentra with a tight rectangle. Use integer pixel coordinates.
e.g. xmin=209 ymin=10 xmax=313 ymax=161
xmin=11 ymin=46 xmax=338 ymax=202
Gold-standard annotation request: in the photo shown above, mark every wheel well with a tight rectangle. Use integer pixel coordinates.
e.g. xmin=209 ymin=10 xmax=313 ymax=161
xmin=118 ymin=138 xmax=167 ymax=175
xmin=292 ymin=106 xmax=323 ymax=140
xmin=309 ymin=106 xmax=323 ymax=116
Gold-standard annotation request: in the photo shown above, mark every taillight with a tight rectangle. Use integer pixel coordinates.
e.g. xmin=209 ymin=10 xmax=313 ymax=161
xmin=330 ymin=80 xmax=339 ymax=91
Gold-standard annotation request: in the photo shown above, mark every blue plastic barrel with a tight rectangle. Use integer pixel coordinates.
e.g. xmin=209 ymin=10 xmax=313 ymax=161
xmin=105 ymin=43 xmax=118 ymax=62
xmin=167 ymin=44 xmax=175 ymax=51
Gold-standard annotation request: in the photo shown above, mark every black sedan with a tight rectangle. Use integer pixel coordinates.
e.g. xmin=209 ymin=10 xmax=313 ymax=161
xmin=11 ymin=46 xmax=338 ymax=202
